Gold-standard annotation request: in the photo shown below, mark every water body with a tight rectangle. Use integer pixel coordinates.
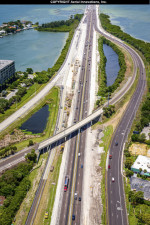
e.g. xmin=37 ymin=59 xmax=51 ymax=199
xmin=0 ymin=30 xmax=68 ymax=72
xmin=103 ymin=44 xmax=120 ymax=87
xmin=100 ymin=5 xmax=150 ymax=42
xmin=20 ymin=105 xmax=50 ymax=134
xmin=0 ymin=5 xmax=85 ymax=72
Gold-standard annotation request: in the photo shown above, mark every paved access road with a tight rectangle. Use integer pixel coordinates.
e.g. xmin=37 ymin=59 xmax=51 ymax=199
xmin=92 ymin=5 xmax=146 ymax=225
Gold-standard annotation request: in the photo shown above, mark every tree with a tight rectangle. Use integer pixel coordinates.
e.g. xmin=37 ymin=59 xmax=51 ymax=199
xmin=138 ymin=133 xmax=146 ymax=143
xmin=129 ymin=190 xmax=144 ymax=205
xmin=125 ymin=157 xmax=133 ymax=169
xmin=26 ymin=68 xmax=33 ymax=74
xmin=25 ymin=149 xmax=37 ymax=163
xmin=28 ymin=140 xmax=34 ymax=146
xmin=103 ymin=105 xmax=115 ymax=118
xmin=131 ymin=134 xmax=139 ymax=142
xmin=126 ymin=169 xmax=134 ymax=177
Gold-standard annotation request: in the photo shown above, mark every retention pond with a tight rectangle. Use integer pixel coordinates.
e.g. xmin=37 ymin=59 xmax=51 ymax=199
xmin=103 ymin=44 xmax=120 ymax=87
xmin=20 ymin=104 xmax=50 ymax=134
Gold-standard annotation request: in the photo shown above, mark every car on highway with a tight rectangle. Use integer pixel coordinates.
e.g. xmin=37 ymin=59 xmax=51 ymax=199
xmin=44 ymin=212 xmax=48 ymax=219
xmin=115 ymin=142 xmax=118 ymax=146
xmin=78 ymin=153 xmax=81 ymax=157
xmin=81 ymin=164 xmax=83 ymax=168
xmin=74 ymin=192 xmax=77 ymax=200
xmin=109 ymin=155 xmax=112 ymax=159
xmin=79 ymin=197 xmax=81 ymax=201
xmin=72 ymin=215 xmax=75 ymax=220
xmin=108 ymin=165 xmax=110 ymax=169
xmin=112 ymin=177 xmax=115 ymax=182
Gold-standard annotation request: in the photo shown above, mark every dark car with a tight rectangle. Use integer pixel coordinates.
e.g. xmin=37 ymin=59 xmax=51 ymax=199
xmin=115 ymin=142 xmax=118 ymax=146
xmin=79 ymin=197 xmax=81 ymax=201
xmin=72 ymin=215 xmax=75 ymax=220
xmin=81 ymin=164 xmax=83 ymax=168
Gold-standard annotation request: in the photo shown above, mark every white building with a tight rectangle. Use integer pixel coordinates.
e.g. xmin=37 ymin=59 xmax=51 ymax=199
xmin=0 ymin=30 xmax=6 ymax=35
xmin=131 ymin=155 xmax=150 ymax=177
xmin=0 ymin=60 xmax=15 ymax=85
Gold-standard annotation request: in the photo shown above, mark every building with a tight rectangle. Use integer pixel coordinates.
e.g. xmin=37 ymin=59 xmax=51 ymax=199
xmin=0 ymin=30 xmax=6 ymax=35
xmin=0 ymin=60 xmax=15 ymax=85
xmin=131 ymin=155 xmax=150 ymax=177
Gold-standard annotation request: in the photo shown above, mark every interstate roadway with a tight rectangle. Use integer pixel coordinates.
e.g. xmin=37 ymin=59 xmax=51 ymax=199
xmin=0 ymin=5 xmax=146 ymax=225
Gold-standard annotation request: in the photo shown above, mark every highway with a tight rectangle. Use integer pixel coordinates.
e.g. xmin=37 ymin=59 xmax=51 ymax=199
xmin=58 ymin=7 xmax=93 ymax=225
xmin=0 ymin=5 xmax=146 ymax=225
xmin=93 ymin=5 xmax=146 ymax=225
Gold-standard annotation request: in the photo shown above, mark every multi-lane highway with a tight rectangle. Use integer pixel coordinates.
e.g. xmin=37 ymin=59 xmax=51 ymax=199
xmin=92 ymin=5 xmax=146 ymax=225
xmin=58 ymin=7 xmax=94 ymax=225
xmin=0 ymin=5 xmax=146 ymax=225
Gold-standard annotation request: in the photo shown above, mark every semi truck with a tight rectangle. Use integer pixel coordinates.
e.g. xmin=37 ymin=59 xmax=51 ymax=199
xmin=64 ymin=176 xmax=69 ymax=192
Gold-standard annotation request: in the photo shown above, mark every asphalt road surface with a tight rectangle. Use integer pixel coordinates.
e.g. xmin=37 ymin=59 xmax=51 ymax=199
xmin=0 ymin=5 xmax=146 ymax=225
xmin=58 ymin=7 xmax=93 ymax=225
xmin=92 ymin=5 xmax=146 ymax=225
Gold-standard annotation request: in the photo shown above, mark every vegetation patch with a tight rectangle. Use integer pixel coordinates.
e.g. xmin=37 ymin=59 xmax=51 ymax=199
xmin=0 ymin=87 xmax=59 ymax=155
xmin=0 ymin=151 xmax=37 ymax=225
xmin=36 ymin=14 xmax=83 ymax=32
xmin=33 ymin=150 xmax=62 ymax=225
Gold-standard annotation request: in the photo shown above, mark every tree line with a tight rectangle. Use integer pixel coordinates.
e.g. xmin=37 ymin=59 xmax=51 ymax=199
xmin=100 ymin=13 xmax=150 ymax=62
xmin=37 ymin=14 xmax=83 ymax=32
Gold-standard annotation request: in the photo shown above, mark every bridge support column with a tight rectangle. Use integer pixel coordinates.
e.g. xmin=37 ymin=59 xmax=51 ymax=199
xmin=47 ymin=145 xmax=51 ymax=152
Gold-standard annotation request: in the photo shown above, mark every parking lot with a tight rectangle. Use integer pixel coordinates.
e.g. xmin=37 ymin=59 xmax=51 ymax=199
xmin=130 ymin=176 xmax=150 ymax=200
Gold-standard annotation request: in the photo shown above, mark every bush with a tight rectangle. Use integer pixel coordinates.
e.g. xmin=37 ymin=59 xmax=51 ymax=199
xmin=28 ymin=140 xmax=34 ymax=146
xmin=25 ymin=149 xmax=37 ymax=163
xmin=126 ymin=169 xmax=134 ymax=177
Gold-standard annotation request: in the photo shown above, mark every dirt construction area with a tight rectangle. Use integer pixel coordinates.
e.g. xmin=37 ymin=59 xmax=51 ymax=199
xmin=129 ymin=143 xmax=150 ymax=157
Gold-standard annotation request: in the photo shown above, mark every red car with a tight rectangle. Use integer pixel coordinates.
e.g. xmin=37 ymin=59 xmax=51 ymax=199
xmin=109 ymin=155 xmax=112 ymax=159
xmin=108 ymin=165 xmax=111 ymax=169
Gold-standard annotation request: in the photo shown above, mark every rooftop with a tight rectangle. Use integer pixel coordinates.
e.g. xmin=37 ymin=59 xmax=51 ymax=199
xmin=131 ymin=155 xmax=150 ymax=174
xmin=0 ymin=60 xmax=14 ymax=70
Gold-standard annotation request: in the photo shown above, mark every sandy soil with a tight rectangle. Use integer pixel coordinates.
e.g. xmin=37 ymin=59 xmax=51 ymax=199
xmin=0 ymin=129 xmax=40 ymax=148
xmin=82 ymin=128 xmax=104 ymax=225
xmin=129 ymin=143 xmax=150 ymax=157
